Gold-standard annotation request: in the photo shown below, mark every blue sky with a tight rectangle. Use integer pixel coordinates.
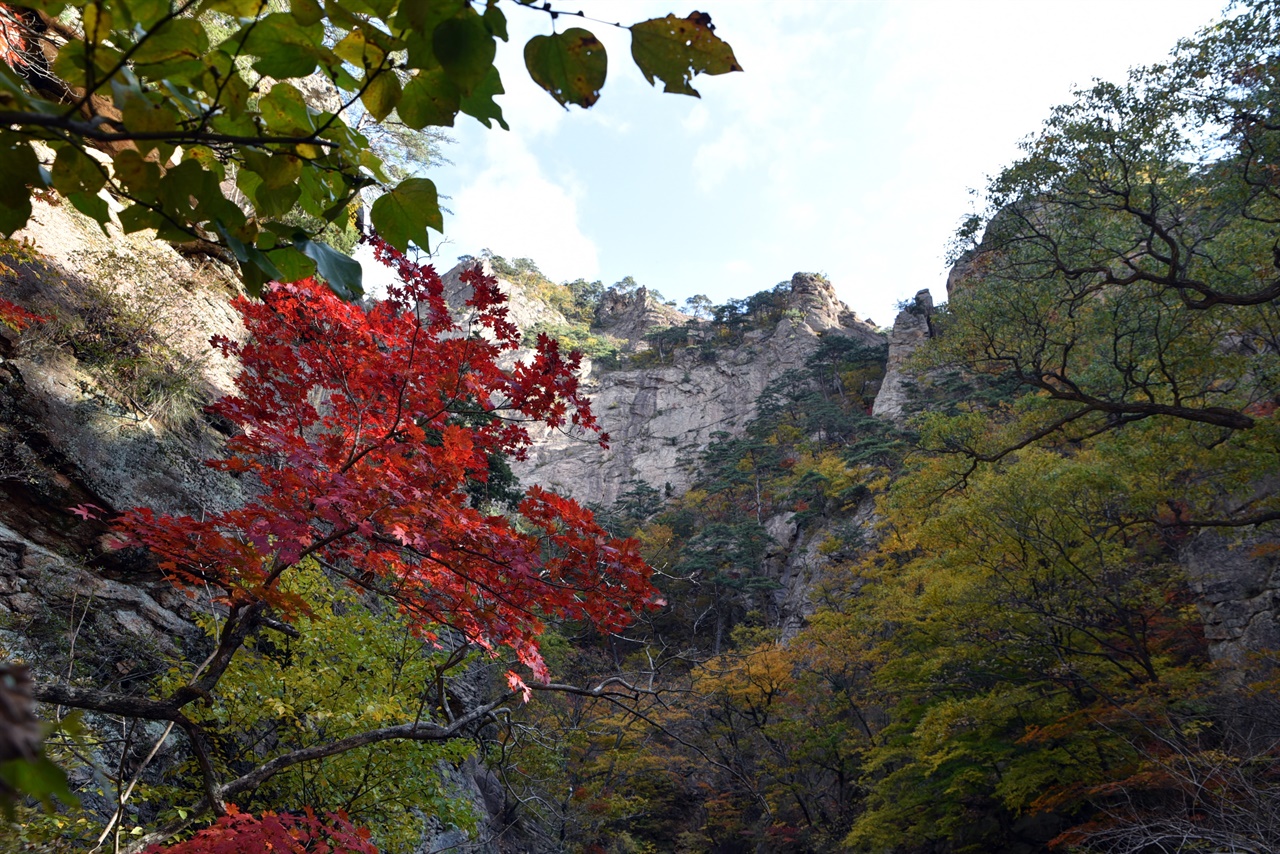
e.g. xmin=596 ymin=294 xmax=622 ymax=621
xmin=422 ymin=0 xmax=1227 ymax=326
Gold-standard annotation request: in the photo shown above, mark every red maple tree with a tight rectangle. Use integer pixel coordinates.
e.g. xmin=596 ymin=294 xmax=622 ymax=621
xmin=115 ymin=236 xmax=657 ymax=681
xmin=38 ymin=239 xmax=660 ymax=852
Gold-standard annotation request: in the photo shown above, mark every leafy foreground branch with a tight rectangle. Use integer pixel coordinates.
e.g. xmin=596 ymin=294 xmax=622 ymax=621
xmin=24 ymin=239 xmax=663 ymax=851
xmin=0 ymin=0 xmax=741 ymax=296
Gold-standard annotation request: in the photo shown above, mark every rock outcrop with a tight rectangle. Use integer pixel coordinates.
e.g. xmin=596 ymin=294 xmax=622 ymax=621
xmin=871 ymin=288 xmax=933 ymax=421
xmin=513 ymin=273 xmax=883 ymax=505
xmin=439 ymin=257 xmax=570 ymax=334
xmin=592 ymin=286 xmax=687 ymax=353
xmin=1182 ymin=529 xmax=1280 ymax=672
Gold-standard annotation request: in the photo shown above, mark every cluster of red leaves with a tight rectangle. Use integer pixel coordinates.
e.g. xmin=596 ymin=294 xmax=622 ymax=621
xmin=0 ymin=5 xmax=29 ymax=70
xmin=142 ymin=805 xmax=377 ymax=854
xmin=114 ymin=236 xmax=658 ymax=680
xmin=0 ymin=296 xmax=45 ymax=331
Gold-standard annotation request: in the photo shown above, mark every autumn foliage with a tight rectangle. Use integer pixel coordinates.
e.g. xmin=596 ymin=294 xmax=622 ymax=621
xmin=141 ymin=805 xmax=378 ymax=854
xmin=115 ymin=236 xmax=658 ymax=681
xmin=0 ymin=296 xmax=44 ymax=331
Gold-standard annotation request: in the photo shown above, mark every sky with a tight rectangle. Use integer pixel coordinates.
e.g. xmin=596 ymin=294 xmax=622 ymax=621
xmin=414 ymin=0 xmax=1229 ymax=327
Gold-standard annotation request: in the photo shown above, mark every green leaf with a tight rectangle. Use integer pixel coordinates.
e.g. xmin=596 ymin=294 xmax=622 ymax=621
xmin=361 ymin=70 xmax=402 ymax=122
xmin=118 ymin=204 xmax=163 ymax=234
xmin=260 ymin=82 xmax=318 ymax=136
xmin=524 ymin=28 xmax=607 ymax=109
xmin=433 ymin=8 xmax=495 ymax=96
xmin=0 ymin=198 xmax=31 ymax=238
xmin=267 ymin=244 xmax=316 ymax=283
xmin=81 ymin=4 xmax=113 ymax=44
xmin=630 ymin=12 xmax=742 ymax=97
xmin=231 ymin=13 xmax=325 ymax=80
xmin=0 ymin=756 xmax=78 ymax=810
xmin=398 ymin=69 xmax=459 ymax=129
xmin=334 ymin=28 xmax=387 ymax=69
xmin=395 ymin=0 xmax=464 ymax=39
xmin=458 ymin=65 xmax=508 ymax=130
xmin=254 ymin=181 xmax=303 ymax=218
xmin=216 ymin=220 xmax=282 ymax=295
xmin=130 ymin=18 xmax=208 ymax=66
xmin=294 ymin=234 xmax=364 ymax=300
xmin=0 ymin=135 xmax=35 ymax=236
xmin=51 ymin=145 xmax=107 ymax=197
xmin=50 ymin=40 xmax=88 ymax=88
xmin=201 ymin=0 xmax=265 ymax=16
xmin=290 ymin=0 xmax=324 ymax=27
xmin=370 ymin=177 xmax=442 ymax=253
xmin=201 ymin=54 xmax=249 ymax=114
xmin=112 ymin=146 xmax=170 ymax=200
xmin=296 ymin=166 xmax=344 ymax=218
xmin=118 ymin=0 xmax=170 ymax=29
xmin=260 ymin=153 xmax=305 ymax=190
xmin=67 ymin=191 xmax=110 ymax=228
xmin=483 ymin=1 xmax=508 ymax=41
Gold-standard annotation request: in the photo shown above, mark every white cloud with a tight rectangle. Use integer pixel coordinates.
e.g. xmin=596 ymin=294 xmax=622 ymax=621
xmin=445 ymin=133 xmax=600 ymax=283
xmin=683 ymin=103 xmax=711 ymax=134
xmin=353 ymin=242 xmax=401 ymax=301
xmin=693 ymin=126 xmax=751 ymax=192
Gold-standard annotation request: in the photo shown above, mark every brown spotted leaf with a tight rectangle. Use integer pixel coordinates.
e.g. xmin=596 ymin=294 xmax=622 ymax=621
xmin=524 ymin=27 xmax=607 ymax=109
xmin=629 ymin=11 xmax=742 ymax=98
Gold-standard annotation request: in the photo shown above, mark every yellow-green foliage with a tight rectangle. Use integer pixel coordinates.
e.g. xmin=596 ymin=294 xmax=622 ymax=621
xmin=147 ymin=564 xmax=477 ymax=853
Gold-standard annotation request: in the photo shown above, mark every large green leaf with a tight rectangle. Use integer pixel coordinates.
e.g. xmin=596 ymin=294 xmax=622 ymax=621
xmin=370 ymin=177 xmax=442 ymax=253
xmin=258 ymin=153 xmax=305 ymax=190
xmin=483 ymin=2 xmax=508 ymax=40
xmin=395 ymin=0 xmax=465 ymax=40
xmin=433 ymin=8 xmax=495 ymax=96
xmin=294 ymin=234 xmax=364 ymax=300
xmin=0 ymin=198 xmax=32 ymax=240
xmin=524 ymin=28 xmax=607 ymax=109
xmin=361 ymin=70 xmax=402 ymax=122
xmin=630 ymin=12 xmax=742 ymax=97
xmin=129 ymin=18 xmax=208 ymax=66
xmin=217 ymin=220 xmax=283 ymax=296
xmin=67 ymin=191 xmax=110 ymax=228
xmin=0 ymin=756 xmax=78 ymax=811
xmin=113 ymin=149 xmax=162 ymax=201
xmin=51 ymin=145 xmax=107 ymax=197
xmin=398 ymin=69 xmax=459 ymax=129
xmin=334 ymin=27 xmax=387 ymax=68
xmin=119 ymin=0 xmax=172 ymax=29
xmin=267 ymin=244 xmax=317 ymax=284
xmin=289 ymin=0 xmax=324 ymax=27
xmin=255 ymin=182 xmax=303 ymax=218
xmin=260 ymin=82 xmax=319 ymax=136
xmin=231 ymin=13 xmax=325 ymax=80
xmin=459 ymin=65 xmax=508 ymax=130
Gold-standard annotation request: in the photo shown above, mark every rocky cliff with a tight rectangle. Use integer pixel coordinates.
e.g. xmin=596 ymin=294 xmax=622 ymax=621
xmin=510 ymin=272 xmax=882 ymax=505
xmin=871 ymin=288 xmax=934 ymax=422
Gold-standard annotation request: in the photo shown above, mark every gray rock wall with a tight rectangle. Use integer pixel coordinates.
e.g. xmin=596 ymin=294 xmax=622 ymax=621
xmin=514 ymin=273 xmax=882 ymax=505
xmin=871 ymin=288 xmax=933 ymax=422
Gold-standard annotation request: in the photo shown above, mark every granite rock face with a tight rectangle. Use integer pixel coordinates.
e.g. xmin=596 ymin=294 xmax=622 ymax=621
xmin=1182 ymin=529 xmax=1280 ymax=670
xmin=871 ymin=288 xmax=934 ymax=422
xmin=513 ymin=273 xmax=883 ymax=505
xmin=593 ymin=286 xmax=688 ymax=354
xmin=439 ymin=257 xmax=570 ymax=335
